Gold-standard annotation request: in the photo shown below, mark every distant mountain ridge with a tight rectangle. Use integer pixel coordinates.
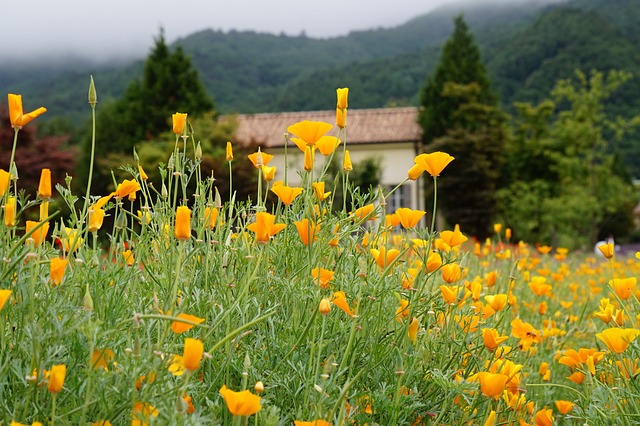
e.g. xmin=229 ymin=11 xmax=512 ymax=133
xmin=3 ymin=0 xmax=640 ymax=177
xmin=0 ymin=0 xmax=564 ymax=120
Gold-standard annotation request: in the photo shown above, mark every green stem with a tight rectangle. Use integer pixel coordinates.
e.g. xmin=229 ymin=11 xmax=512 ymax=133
xmin=81 ymin=103 xmax=97 ymax=230
xmin=8 ymin=128 xmax=19 ymax=177
xmin=50 ymin=393 xmax=57 ymax=426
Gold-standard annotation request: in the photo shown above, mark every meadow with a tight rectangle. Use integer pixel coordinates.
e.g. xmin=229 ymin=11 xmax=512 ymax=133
xmin=1 ymin=87 xmax=639 ymax=425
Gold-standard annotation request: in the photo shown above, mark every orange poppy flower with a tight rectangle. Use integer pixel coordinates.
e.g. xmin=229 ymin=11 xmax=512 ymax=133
xmin=122 ymin=249 xmax=135 ymax=266
xmin=482 ymin=328 xmax=509 ymax=351
xmin=484 ymin=294 xmax=508 ymax=312
xmin=343 ymin=149 xmax=352 ymax=171
xmin=440 ymin=224 xmax=467 ymax=247
xmin=332 ymin=291 xmax=355 ymax=317
xmin=287 ymin=121 xmax=333 ymax=147
xmin=294 ymin=218 xmax=319 ymax=246
xmin=50 ymin=258 xmax=69 ymax=286
xmin=91 ymin=348 xmax=114 ymax=371
xmin=597 ymin=242 xmax=614 ymax=259
xmin=609 ymin=277 xmax=636 ymax=300
xmin=204 ymin=207 xmax=219 ymax=229
xmin=172 ymin=112 xmax=187 ymax=135
xmin=4 ymin=197 xmax=16 ymax=227
xmin=441 ymin=263 xmax=462 ymax=283
xmin=0 ymin=169 xmax=10 ymax=197
xmin=408 ymin=317 xmax=419 ymax=344
xmin=247 ymin=212 xmax=286 ymax=243
xmin=248 ymin=149 xmax=274 ymax=168
xmin=171 ymin=313 xmax=205 ymax=334
xmin=413 ymin=151 xmax=454 ymax=177
xmin=534 ymin=408 xmax=553 ymax=426
xmin=25 ymin=221 xmax=49 ymax=246
xmin=426 ymin=251 xmax=442 ymax=272
xmin=219 ymin=385 xmax=262 ymax=416
xmin=407 ymin=163 xmax=424 ymax=180
xmin=46 ymin=364 xmax=66 ymax=393
xmin=336 ymin=88 xmax=349 ymax=110
xmin=318 ymin=298 xmax=331 ymax=315
xmin=395 ymin=299 xmax=410 ymax=322
xmin=311 ymin=267 xmax=334 ymax=288
xmin=38 ymin=168 xmax=52 ymax=199
xmin=353 ymin=204 xmax=376 ymax=221
xmin=370 ymin=247 xmax=400 ymax=269
xmin=183 ymin=338 xmax=204 ymax=371
xmin=315 ymin=136 xmax=341 ymax=156
xmin=303 ymin=146 xmax=314 ymax=171
xmin=555 ymin=400 xmax=574 ymax=415
xmin=477 ymin=372 xmax=509 ymax=399
xmin=174 ymin=206 xmax=192 ymax=241
xmin=226 ymin=141 xmax=234 ymax=161
xmin=336 ymin=107 xmax=347 ymax=129
xmin=395 ymin=208 xmax=426 ymax=229
xmin=596 ymin=328 xmax=640 ymax=353
xmin=261 ymin=165 xmax=276 ymax=181
xmin=8 ymin=93 xmax=47 ymax=128
xmin=312 ymin=182 xmax=331 ymax=201
xmin=113 ymin=179 xmax=140 ymax=199
xmin=0 ymin=289 xmax=12 ymax=311
xmin=295 ymin=420 xmax=331 ymax=426
xmin=271 ymin=184 xmax=304 ymax=206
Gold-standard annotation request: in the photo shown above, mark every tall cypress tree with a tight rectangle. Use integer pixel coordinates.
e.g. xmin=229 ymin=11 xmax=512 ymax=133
xmin=419 ymin=16 xmax=496 ymax=143
xmin=418 ymin=16 xmax=506 ymax=239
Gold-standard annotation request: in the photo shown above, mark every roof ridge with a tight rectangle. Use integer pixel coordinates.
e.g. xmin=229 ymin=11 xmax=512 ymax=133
xmin=227 ymin=106 xmax=418 ymax=119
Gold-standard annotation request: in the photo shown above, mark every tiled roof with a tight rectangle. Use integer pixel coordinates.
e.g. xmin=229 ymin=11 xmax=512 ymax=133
xmin=228 ymin=107 xmax=421 ymax=148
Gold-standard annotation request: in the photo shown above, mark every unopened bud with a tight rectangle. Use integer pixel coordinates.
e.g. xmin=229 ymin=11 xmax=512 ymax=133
xmin=319 ymin=298 xmax=331 ymax=315
xmin=195 ymin=142 xmax=202 ymax=161
xmin=88 ymin=75 xmax=98 ymax=106
xmin=214 ymin=188 xmax=222 ymax=208
xmin=254 ymin=381 xmax=264 ymax=393
xmin=83 ymin=284 xmax=94 ymax=311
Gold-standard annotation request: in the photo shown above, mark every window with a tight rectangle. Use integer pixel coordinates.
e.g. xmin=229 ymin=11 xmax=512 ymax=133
xmin=385 ymin=183 xmax=412 ymax=214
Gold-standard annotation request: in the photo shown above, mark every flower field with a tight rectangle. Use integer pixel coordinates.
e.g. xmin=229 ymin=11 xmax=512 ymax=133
xmin=1 ymin=87 xmax=640 ymax=426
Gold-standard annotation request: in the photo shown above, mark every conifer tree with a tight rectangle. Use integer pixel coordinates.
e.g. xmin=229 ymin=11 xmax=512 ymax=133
xmin=418 ymin=16 xmax=506 ymax=238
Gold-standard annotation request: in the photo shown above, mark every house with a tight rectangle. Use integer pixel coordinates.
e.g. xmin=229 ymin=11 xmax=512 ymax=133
xmin=232 ymin=107 xmax=426 ymax=212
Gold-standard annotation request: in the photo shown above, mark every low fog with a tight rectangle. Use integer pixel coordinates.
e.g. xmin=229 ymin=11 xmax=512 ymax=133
xmin=0 ymin=0 xmax=565 ymax=63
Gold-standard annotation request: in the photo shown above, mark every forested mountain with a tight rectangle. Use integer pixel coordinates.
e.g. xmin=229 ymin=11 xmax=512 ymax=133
xmin=0 ymin=0 xmax=559 ymax=119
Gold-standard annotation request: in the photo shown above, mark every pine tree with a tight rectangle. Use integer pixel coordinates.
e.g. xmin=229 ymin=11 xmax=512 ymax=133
xmin=418 ymin=16 xmax=506 ymax=238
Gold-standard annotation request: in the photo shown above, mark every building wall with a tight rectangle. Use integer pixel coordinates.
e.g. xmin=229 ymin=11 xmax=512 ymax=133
xmin=264 ymin=142 xmax=425 ymax=212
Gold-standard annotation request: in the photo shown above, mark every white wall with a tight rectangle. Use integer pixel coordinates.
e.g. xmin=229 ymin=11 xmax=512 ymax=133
xmin=262 ymin=142 xmax=425 ymax=211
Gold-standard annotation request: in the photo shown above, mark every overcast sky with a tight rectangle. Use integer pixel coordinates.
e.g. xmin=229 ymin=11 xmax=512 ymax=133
xmin=1 ymin=0 xmax=465 ymax=62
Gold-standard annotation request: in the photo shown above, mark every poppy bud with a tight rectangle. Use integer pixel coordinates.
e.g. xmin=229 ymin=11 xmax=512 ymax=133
xmin=226 ymin=141 xmax=234 ymax=161
xmin=175 ymin=206 xmax=192 ymax=241
xmin=38 ymin=168 xmax=52 ymax=199
xmin=304 ymin=146 xmax=313 ymax=172
xmin=88 ymin=75 xmax=97 ymax=105
xmin=4 ymin=197 xmax=16 ymax=227
xmin=319 ymin=298 xmax=332 ymax=315
xmin=343 ymin=150 xmax=353 ymax=172
xmin=172 ymin=113 xmax=187 ymax=136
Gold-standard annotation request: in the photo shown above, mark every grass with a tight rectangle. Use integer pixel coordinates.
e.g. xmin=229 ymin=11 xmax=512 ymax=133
xmin=0 ymin=92 xmax=639 ymax=426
